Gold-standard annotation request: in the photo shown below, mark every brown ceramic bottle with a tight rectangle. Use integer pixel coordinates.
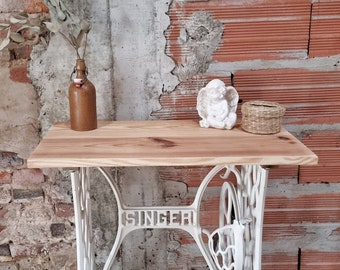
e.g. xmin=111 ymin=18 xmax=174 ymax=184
xmin=69 ymin=59 xmax=97 ymax=131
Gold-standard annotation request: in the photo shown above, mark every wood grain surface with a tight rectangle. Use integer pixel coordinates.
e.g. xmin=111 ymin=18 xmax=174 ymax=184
xmin=27 ymin=120 xmax=318 ymax=168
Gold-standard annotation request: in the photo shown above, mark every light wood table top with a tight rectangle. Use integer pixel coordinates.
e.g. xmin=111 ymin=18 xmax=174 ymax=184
xmin=27 ymin=120 xmax=318 ymax=168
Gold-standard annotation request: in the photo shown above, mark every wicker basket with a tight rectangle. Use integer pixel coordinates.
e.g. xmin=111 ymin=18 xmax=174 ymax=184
xmin=241 ymin=100 xmax=285 ymax=134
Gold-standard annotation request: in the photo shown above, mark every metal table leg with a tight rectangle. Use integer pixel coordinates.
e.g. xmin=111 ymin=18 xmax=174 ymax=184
xmin=208 ymin=165 xmax=269 ymax=270
xmin=70 ymin=165 xmax=268 ymax=270
xmin=70 ymin=168 xmax=95 ymax=270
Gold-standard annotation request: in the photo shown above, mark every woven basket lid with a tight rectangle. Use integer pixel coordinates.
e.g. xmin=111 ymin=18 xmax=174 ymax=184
xmin=241 ymin=100 xmax=286 ymax=118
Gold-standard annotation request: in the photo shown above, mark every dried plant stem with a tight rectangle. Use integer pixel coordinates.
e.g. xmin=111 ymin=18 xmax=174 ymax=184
xmin=82 ymin=33 xmax=88 ymax=59
xmin=58 ymin=31 xmax=81 ymax=59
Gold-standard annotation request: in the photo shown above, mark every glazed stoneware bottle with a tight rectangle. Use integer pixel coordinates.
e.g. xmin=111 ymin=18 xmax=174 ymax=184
xmin=69 ymin=59 xmax=97 ymax=131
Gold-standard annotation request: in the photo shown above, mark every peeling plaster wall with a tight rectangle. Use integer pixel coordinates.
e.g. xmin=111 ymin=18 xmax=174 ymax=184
xmin=30 ymin=0 xmax=115 ymax=135
xmin=1 ymin=0 xmax=179 ymax=268
xmin=110 ymin=0 xmax=179 ymax=121
xmin=173 ymin=11 xmax=223 ymax=81
xmin=108 ymin=1 xmax=179 ymax=268
xmin=2 ymin=0 xmax=340 ymax=269
xmin=0 ymin=65 xmax=40 ymax=159
xmin=29 ymin=0 xmax=179 ymax=269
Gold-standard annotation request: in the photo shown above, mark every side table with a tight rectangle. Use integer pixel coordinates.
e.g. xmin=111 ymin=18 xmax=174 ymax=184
xmin=27 ymin=120 xmax=317 ymax=270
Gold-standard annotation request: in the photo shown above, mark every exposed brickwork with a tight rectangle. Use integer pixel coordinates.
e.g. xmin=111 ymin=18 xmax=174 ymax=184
xmin=0 ymin=148 xmax=75 ymax=268
xmin=54 ymin=203 xmax=74 ymax=218
xmin=50 ymin=223 xmax=66 ymax=237
xmin=9 ymin=244 xmax=45 ymax=259
xmin=152 ymin=74 xmax=232 ymax=119
xmin=12 ymin=188 xmax=44 ymax=201
xmin=10 ymin=45 xmax=33 ymax=60
xmin=234 ymin=69 xmax=340 ymax=125
xmin=0 ymin=0 xmax=48 ymax=13
xmin=167 ymin=0 xmax=311 ymax=63
xmin=161 ymin=0 xmax=340 ymax=268
xmin=0 ymin=152 xmax=24 ymax=169
xmin=9 ymin=60 xmax=32 ymax=83
xmin=0 ymin=0 xmax=76 ymax=267
xmin=0 ymin=171 xmax=12 ymax=184
xmin=262 ymin=252 xmax=298 ymax=270
xmin=0 ymin=0 xmax=340 ymax=269
xmin=309 ymin=1 xmax=340 ymax=57
xmin=300 ymin=130 xmax=340 ymax=183
xmin=301 ymin=250 xmax=340 ymax=270
xmin=12 ymin=169 xmax=44 ymax=185
xmin=265 ymin=193 xmax=340 ymax=224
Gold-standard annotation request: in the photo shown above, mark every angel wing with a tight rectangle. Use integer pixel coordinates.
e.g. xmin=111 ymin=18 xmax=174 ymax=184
xmin=225 ymin=86 xmax=239 ymax=113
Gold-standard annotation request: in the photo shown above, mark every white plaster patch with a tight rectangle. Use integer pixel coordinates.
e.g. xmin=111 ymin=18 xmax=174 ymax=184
xmin=0 ymin=66 xmax=39 ymax=159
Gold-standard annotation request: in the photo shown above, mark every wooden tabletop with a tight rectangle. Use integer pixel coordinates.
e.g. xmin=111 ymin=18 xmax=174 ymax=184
xmin=27 ymin=120 xmax=318 ymax=168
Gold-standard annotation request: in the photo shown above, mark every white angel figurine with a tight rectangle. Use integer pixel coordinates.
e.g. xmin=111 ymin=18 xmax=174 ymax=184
xmin=197 ymin=79 xmax=239 ymax=129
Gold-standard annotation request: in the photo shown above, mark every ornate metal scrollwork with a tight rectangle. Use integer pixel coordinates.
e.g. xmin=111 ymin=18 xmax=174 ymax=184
xmin=208 ymin=165 xmax=269 ymax=270
xmin=70 ymin=165 xmax=268 ymax=270
xmin=70 ymin=167 xmax=95 ymax=270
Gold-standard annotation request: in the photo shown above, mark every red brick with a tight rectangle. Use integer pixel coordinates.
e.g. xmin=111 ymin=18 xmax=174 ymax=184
xmin=264 ymin=193 xmax=340 ymax=224
xmin=9 ymin=243 xmax=44 ymax=258
xmin=309 ymin=2 xmax=340 ymax=57
xmin=168 ymin=0 xmax=311 ymax=62
xmin=55 ymin=203 xmax=74 ymax=218
xmin=11 ymin=45 xmax=33 ymax=60
xmin=12 ymin=188 xmax=43 ymax=201
xmin=152 ymin=74 xmax=232 ymax=119
xmin=9 ymin=60 xmax=31 ymax=83
xmin=263 ymin=225 xmax=306 ymax=242
xmin=234 ymin=69 xmax=340 ymax=125
xmin=0 ymin=1 xmax=49 ymax=13
xmin=300 ymin=130 xmax=340 ymax=183
xmin=159 ymin=166 xmax=237 ymax=187
xmin=0 ymin=171 xmax=12 ymax=184
xmin=25 ymin=1 xmax=49 ymax=13
xmin=301 ymin=250 xmax=340 ymax=270
xmin=12 ymin=169 xmax=44 ymax=185
xmin=268 ymin=165 xmax=299 ymax=180
xmin=262 ymin=252 xmax=298 ymax=270
xmin=0 ymin=206 xmax=7 ymax=219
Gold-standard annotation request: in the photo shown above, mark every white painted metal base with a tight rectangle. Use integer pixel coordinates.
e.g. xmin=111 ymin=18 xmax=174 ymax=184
xmin=70 ymin=165 xmax=269 ymax=270
xmin=208 ymin=165 xmax=269 ymax=270
xmin=70 ymin=168 xmax=95 ymax=270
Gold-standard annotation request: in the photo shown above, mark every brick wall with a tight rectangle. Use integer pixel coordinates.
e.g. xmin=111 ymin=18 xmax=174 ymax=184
xmin=0 ymin=151 xmax=76 ymax=268
xmin=0 ymin=1 xmax=77 ymax=269
xmin=155 ymin=0 xmax=340 ymax=269
xmin=1 ymin=0 xmax=340 ymax=269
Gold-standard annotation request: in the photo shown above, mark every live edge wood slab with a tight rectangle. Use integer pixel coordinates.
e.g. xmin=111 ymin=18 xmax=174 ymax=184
xmin=27 ymin=120 xmax=318 ymax=168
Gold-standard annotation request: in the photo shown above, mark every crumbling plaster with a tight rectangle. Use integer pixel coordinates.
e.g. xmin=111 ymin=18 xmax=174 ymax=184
xmin=1 ymin=0 xmax=340 ymax=268
xmin=0 ymin=61 xmax=40 ymax=159
xmin=28 ymin=0 xmax=180 ymax=268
